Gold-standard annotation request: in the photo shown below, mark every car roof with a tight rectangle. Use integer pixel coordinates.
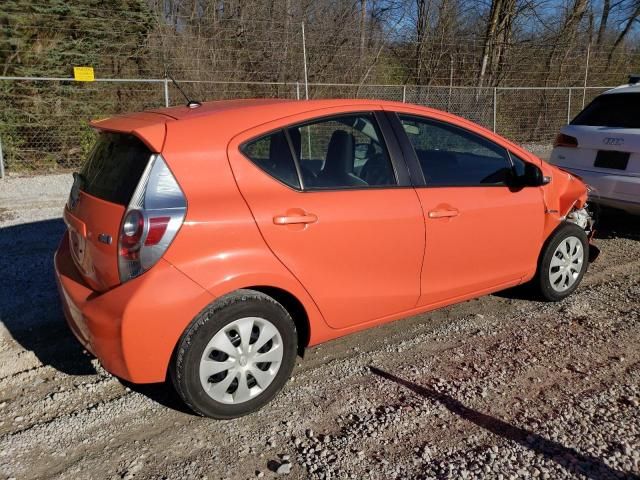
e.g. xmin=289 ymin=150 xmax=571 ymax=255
xmin=602 ymin=83 xmax=640 ymax=95
xmin=92 ymin=98 xmax=433 ymax=151
xmin=146 ymin=98 xmax=412 ymax=120
xmin=92 ymin=97 xmax=527 ymax=157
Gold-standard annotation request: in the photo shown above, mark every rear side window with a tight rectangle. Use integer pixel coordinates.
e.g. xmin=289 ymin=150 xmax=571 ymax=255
xmin=241 ymin=130 xmax=300 ymax=189
xmin=572 ymin=93 xmax=640 ymax=128
xmin=80 ymin=133 xmax=152 ymax=205
xmin=398 ymin=115 xmax=512 ymax=186
xmin=288 ymin=114 xmax=396 ymax=188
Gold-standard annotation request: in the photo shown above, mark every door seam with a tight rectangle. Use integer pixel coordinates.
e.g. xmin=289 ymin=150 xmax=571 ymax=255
xmin=224 ymin=147 xmax=332 ymax=329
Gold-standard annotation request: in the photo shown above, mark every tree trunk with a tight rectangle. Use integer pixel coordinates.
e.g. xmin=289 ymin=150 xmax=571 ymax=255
xmin=596 ymin=0 xmax=610 ymax=45
xmin=477 ymin=0 xmax=515 ymax=88
xmin=607 ymin=1 xmax=640 ymax=64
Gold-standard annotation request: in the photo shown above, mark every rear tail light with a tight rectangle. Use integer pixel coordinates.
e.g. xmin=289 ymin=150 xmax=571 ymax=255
xmin=118 ymin=154 xmax=186 ymax=282
xmin=144 ymin=217 xmax=171 ymax=245
xmin=554 ymin=133 xmax=578 ymax=148
xmin=120 ymin=210 xmax=144 ymax=257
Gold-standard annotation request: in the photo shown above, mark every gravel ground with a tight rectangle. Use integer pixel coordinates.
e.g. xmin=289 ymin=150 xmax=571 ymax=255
xmin=0 ymin=174 xmax=639 ymax=480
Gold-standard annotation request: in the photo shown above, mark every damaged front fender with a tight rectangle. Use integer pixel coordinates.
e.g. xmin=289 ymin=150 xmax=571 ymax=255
xmin=543 ymin=166 xmax=589 ymax=218
xmin=540 ymin=164 xmax=599 ymax=261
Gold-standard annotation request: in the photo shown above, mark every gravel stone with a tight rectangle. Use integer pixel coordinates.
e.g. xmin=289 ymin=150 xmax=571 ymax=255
xmin=276 ymin=462 xmax=291 ymax=475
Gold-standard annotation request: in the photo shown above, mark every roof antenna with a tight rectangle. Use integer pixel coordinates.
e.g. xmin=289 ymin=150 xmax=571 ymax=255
xmin=165 ymin=72 xmax=201 ymax=109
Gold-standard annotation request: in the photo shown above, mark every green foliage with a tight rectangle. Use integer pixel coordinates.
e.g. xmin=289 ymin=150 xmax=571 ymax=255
xmin=0 ymin=0 xmax=153 ymax=171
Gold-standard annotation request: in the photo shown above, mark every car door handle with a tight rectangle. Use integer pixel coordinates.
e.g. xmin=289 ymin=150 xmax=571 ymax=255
xmin=273 ymin=213 xmax=318 ymax=225
xmin=428 ymin=209 xmax=459 ymax=219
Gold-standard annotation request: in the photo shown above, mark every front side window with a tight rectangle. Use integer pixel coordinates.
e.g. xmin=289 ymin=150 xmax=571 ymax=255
xmin=288 ymin=114 xmax=397 ymax=188
xmin=241 ymin=130 xmax=300 ymax=189
xmin=399 ymin=115 xmax=512 ymax=186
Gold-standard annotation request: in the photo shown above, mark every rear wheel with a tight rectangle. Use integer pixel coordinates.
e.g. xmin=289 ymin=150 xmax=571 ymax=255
xmin=535 ymin=222 xmax=589 ymax=301
xmin=170 ymin=290 xmax=297 ymax=419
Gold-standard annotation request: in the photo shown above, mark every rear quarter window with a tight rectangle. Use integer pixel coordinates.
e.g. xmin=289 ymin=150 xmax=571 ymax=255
xmin=571 ymin=92 xmax=640 ymax=128
xmin=241 ymin=130 xmax=301 ymax=189
xmin=80 ymin=133 xmax=152 ymax=205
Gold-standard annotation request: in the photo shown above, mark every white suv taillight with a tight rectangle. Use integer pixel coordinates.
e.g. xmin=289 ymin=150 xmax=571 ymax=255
xmin=118 ymin=154 xmax=186 ymax=282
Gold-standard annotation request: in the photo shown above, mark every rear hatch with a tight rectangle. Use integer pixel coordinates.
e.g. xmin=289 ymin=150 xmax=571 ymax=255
xmin=64 ymin=115 xmax=169 ymax=292
xmin=551 ymin=92 xmax=640 ymax=175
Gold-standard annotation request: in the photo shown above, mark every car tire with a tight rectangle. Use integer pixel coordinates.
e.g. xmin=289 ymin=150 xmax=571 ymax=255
xmin=170 ymin=289 xmax=297 ymax=419
xmin=535 ymin=222 xmax=589 ymax=302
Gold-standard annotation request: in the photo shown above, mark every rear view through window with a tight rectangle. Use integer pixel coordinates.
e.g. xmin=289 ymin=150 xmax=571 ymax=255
xmin=80 ymin=133 xmax=152 ymax=205
xmin=572 ymin=93 xmax=640 ymax=128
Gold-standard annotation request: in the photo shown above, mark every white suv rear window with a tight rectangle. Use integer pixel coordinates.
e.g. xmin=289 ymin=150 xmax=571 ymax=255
xmin=572 ymin=93 xmax=640 ymax=128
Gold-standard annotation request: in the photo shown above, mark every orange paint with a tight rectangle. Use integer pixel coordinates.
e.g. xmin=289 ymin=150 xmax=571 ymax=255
xmin=55 ymin=99 xmax=589 ymax=383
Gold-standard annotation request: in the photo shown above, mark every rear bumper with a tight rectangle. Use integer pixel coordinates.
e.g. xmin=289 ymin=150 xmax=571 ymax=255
xmin=55 ymin=231 xmax=214 ymax=383
xmin=554 ymin=165 xmax=640 ymax=214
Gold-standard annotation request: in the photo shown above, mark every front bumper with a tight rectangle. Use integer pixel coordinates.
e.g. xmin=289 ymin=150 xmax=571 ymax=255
xmin=55 ymin=231 xmax=214 ymax=383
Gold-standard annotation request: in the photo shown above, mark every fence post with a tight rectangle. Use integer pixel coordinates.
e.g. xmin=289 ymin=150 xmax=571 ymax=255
xmin=0 ymin=135 xmax=4 ymax=179
xmin=582 ymin=44 xmax=590 ymax=109
xmin=567 ymin=88 xmax=572 ymax=124
xmin=492 ymin=87 xmax=497 ymax=133
xmin=163 ymin=78 xmax=170 ymax=107
xmin=301 ymin=23 xmax=309 ymax=100
xmin=296 ymin=82 xmax=300 ymax=100
xmin=402 ymin=85 xmax=406 ymax=103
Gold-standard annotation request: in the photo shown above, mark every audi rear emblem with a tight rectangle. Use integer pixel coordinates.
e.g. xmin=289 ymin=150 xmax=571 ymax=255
xmin=603 ymin=137 xmax=624 ymax=146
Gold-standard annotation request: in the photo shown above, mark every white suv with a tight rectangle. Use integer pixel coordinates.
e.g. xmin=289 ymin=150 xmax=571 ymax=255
xmin=550 ymin=75 xmax=640 ymax=215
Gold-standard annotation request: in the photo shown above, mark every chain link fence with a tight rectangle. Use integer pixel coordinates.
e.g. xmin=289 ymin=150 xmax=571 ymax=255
xmin=0 ymin=76 xmax=613 ymax=174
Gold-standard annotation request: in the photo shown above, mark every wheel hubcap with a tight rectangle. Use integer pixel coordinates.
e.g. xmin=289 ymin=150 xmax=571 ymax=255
xmin=199 ymin=317 xmax=283 ymax=404
xmin=549 ymin=236 xmax=584 ymax=293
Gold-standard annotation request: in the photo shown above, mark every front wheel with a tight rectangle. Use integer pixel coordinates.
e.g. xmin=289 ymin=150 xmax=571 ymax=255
xmin=535 ymin=222 xmax=589 ymax=301
xmin=170 ymin=290 xmax=298 ymax=419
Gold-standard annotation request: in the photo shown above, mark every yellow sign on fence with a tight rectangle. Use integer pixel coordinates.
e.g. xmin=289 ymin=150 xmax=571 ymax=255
xmin=73 ymin=66 xmax=95 ymax=82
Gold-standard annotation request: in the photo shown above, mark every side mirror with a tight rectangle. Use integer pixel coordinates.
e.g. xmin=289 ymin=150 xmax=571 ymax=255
xmin=513 ymin=163 xmax=550 ymax=187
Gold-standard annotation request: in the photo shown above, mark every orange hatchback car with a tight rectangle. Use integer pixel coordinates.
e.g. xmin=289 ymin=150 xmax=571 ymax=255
xmin=55 ymin=99 xmax=595 ymax=418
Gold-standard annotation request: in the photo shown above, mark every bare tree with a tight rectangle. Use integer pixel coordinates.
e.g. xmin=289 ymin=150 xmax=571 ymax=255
xmin=608 ymin=0 xmax=640 ymax=63
xmin=596 ymin=0 xmax=612 ymax=44
xmin=477 ymin=0 xmax=517 ymax=88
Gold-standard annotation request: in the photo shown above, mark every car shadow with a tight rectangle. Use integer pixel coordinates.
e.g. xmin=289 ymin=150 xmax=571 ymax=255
xmin=593 ymin=207 xmax=640 ymax=241
xmin=369 ymin=366 xmax=639 ymax=480
xmin=0 ymin=218 xmax=96 ymax=376
xmin=0 ymin=217 xmax=196 ymax=413
xmin=496 ymin=208 xmax=638 ymax=301
xmin=119 ymin=380 xmax=196 ymax=415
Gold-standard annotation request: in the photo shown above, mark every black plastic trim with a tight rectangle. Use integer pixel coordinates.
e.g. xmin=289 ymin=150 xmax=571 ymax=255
xmin=283 ymin=128 xmax=306 ymax=189
xmin=384 ymin=111 xmax=426 ymax=186
xmin=374 ymin=111 xmax=412 ymax=187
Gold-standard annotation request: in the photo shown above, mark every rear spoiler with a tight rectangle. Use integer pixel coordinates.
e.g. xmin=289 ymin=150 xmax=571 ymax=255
xmin=90 ymin=112 xmax=169 ymax=152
